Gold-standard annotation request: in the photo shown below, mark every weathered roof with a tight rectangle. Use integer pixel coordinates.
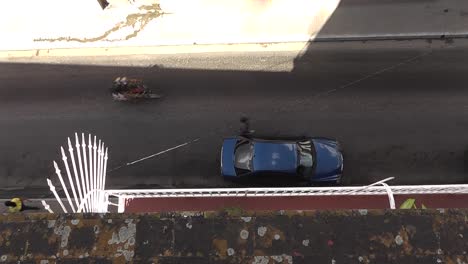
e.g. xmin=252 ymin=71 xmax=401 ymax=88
xmin=0 ymin=209 xmax=467 ymax=263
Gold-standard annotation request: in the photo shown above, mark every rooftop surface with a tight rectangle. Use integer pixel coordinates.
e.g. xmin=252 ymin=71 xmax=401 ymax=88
xmin=0 ymin=209 xmax=466 ymax=263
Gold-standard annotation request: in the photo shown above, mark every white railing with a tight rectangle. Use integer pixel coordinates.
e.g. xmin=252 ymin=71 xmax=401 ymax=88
xmin=105 ymin=175 xmax=468 ymax=211
xmin=45 ymin=133 xmax=108 ymax=213
xmin=105 ymin=180 xmax=468 ymax=211
xmin=105 ymin=183 xmax=468 ymax=198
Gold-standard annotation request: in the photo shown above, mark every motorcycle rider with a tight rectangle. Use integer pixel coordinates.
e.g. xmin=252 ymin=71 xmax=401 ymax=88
xmin=111 ymin=76 xmax=161 ymax=101
xmin=240 ymin=116 xmax=255 ymax=136
xmin=113 ymin=77 xmax=145 ymax=94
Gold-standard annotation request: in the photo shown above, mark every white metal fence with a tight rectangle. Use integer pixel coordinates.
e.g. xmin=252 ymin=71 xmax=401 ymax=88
xmin=44 ymin=133 xmax=109 ymax=213
xmin=105 ymin=177 xmax=468 ymax=211
xmin=105 ymin=176 xmax=468 ymax=198
xmin=105 ymin=184 xmax=468 ymax=198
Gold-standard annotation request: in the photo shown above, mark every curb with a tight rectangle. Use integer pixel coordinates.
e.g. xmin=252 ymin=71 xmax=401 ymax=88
xmin=314 ymin=33 xmax=468 ymax=42
xmin=0 ymin=42 xmax=309 ymax=59
xmin=1 ymin=33 xmax=467 ymax=60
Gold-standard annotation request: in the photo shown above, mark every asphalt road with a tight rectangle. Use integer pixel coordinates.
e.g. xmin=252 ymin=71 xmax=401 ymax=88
xmin=1 ymin=39 xmax=468 ymax=197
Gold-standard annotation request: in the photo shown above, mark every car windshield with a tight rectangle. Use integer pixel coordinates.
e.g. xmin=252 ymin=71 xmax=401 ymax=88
xmin=235 ymin=141 xmax=253 ymax=171
xmin=297 ymin=140 xmax=314 ymax=167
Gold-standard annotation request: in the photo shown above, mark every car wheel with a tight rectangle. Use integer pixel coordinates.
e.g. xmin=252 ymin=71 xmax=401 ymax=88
xmin=335 ymin=175 xmax=343 ymax=186
xmin=336 ymin=141 xmax=343 ymax=152
xmin=297 ymin=166 xmax=309 ymax=181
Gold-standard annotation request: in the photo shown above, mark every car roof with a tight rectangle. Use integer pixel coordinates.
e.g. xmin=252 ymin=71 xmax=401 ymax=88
xmin=252 ymin=141 xmax=298 ymax=173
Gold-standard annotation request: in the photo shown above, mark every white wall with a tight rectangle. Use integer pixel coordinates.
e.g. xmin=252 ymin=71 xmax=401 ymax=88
xmin=0 ymin=0 xmax=466 ymax=51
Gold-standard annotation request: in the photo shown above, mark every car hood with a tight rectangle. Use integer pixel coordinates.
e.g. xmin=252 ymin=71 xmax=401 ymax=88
xmin=221 ymin=138 xmax=237 ymax=177
xmin=253 ymin=142 xmax=297 ymax=173
xmin=311 ymin=138 xmax=343 ymax=180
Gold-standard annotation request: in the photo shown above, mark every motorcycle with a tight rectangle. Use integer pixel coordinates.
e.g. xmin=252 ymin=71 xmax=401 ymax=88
xmin=111 ymin=77 xmax=162 ymax=101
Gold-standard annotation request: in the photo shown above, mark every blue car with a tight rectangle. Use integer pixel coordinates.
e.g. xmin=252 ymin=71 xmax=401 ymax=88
xmin=221 ymin=136 xmax=344 ymax=184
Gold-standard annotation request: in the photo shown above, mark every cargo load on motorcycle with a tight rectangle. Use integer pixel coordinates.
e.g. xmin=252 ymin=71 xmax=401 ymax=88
xmin=111 ymin=77 xmax=161 ymax=101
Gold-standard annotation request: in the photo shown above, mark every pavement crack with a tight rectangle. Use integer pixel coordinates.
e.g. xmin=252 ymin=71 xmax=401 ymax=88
xmin=275 ymin=50 xmax=432 ymax=114
xmin=34 ymin=3 xmax=163 ymax=43
xmin=316 ymin=51 xmax=432 ymax=97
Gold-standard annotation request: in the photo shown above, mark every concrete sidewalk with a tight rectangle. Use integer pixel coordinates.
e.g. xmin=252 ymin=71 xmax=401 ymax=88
xmin=0 ymin=0 xmax=337 ymax=51
xmin=0 ymin=199 xmax=119 ymax=213
xmin=1 ymin=0 xmax=467 ymax=57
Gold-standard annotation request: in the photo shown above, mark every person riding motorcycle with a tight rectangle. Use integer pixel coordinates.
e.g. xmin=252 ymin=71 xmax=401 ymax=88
xmin=111 ymin=76 xmax=161 ymax=101
xmin=112 ymin=77 xmax=146 ymax=97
